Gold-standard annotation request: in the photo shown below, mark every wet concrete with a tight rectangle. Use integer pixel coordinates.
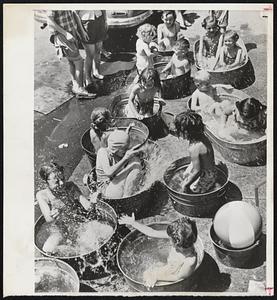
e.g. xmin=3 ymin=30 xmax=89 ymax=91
xmin=34 ymin=10 xmax=268 ymax=294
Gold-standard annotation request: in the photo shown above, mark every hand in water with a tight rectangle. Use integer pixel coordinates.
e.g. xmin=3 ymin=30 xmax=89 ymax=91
xmin=118 ymin=212 xmax=135 ymax=225
xmin=65 ymin=32 xmax=75 ymax=42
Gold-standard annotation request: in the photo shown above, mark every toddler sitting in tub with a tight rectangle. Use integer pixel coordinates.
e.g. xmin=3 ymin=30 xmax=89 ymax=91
xmin=174 ymin=111 xmax=220 ymax=194
xmin=96 ymin=128 xmax=143 ymax=198
xmin=209 ymin=97 xmax=267 ymax=142
xmin=161 ymin=38 xmax=191 ymax=78
xmin=119 ymin=214 xmax=198 ymax=288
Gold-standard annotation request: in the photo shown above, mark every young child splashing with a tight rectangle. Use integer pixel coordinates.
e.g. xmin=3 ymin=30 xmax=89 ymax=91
xmin=174 ymin=111 xmax=219 ymax=194
xmin=119 ymin=214 xmax=198 ymax=288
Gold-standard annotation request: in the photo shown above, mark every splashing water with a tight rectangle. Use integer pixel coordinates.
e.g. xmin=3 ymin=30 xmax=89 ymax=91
xmin=35 ymin=263 xmax=78 ymax=292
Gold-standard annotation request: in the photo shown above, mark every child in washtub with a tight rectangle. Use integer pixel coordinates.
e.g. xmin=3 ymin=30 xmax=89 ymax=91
xmin=213 ymin=30 xmax=245 ymax=71
xmin=119 ymin=214 xmax=198 ymax=288
xmin=96 ymin=129 xmax=143 ymax=198
xmin=36 ymin=162 xmax=93 ymax=254
xmin=126 ymin=67 xmax=165 ymax=120
xmin=174 ymin=111 xmax=220 ymax=194
xmin=89 ymin=107 xmax=113 ymax=152
xmin=209 ymin=97 xmax=267 ymax=142
xmin=161 ymin=38 xmax=191 ymax=78
xmin=157 ymin=10 xmax=183 ymax=51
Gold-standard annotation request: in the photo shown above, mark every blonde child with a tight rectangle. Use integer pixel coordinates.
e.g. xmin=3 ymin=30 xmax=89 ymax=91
xmin=136 ymin=23 xmax=158 ymax=73
xmin=174 ymin=111 xmax=218 ymax=194
xmin=119 ymin=214 xmax=198 ymax=288
xmin=126 ymin=67 xmax=162 ymax=120
xmin=190 ymin=70 xmax=219 ymax=113
xmin=157 ymin=10 xmax=183 ymax=51
xmin=213 ymin=30 xmax=244 ymax=70
xmin=161 ymin=38 xmax=191 ymax=78
xmin=89 ymin=107 xmax=112 ymax=152
xmin=96 ymin=129 xmax=143 ymax=198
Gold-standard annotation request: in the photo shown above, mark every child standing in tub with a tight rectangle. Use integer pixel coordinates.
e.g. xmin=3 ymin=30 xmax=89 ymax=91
xmin=136 ymin=23 xmax=158 ymax=74
xmin=119 ymin=215 xmax=198 ymax=288
xmin=96 ymin=129 xmax=143 ymax=198
xmin=161 ymin=38 xmax=191 ymax=78
xmin=90 ymin=107 xmax=112 ymax=152
xmin=36 ymin=163 xmax=93 ymax=254
xmin=157 ymin=10 xmax=182 ymax=51
xmin=213 ymin=30 xmax=244 ymax=70
xmin=126 ymin=67 xmax=163 ymax=120
xmin=198 ymin=16 xmax=223 ymax=68
xmin=190 ymin=70 xmax=219 ymax=113
xmin=174 ymin=111 xmax=219 ymax=194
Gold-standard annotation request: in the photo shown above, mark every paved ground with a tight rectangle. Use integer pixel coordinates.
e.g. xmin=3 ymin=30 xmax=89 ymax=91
xmin=34 ymin=10 xmax=268 ymax=294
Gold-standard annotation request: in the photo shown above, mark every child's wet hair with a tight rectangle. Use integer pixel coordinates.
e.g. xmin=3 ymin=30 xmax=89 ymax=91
xmin=90 ymin=107 xmax=111 ymax=131
xmin=136 ymin=23 xmax=156 ymax=41
xmin=138 ymin=67 xmax=161 ymax=89
xmin=162 ymin=10 xmax=176 ymax=20
xmin=173 ymin=38 xmax=190 ymax=51
xmin=224 ymin=30 xmax=239 ymax=42
xmin=167 ymin=217 xmax=198 ymax=249
xmin=174 ymin=111 xmax=205 ymax=141
xmin=193 ymin=70 xmax=211 ymax=83
xmin=201 ymin=16 xmax=218 ymax=29
xmin=236 ymin=97 xmax=266 ymax=119
xmin=39 ymin=162 xmax=64 ymax=182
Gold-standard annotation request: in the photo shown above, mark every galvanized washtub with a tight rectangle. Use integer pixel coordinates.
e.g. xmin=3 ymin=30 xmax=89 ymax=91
xmin=35 ymin=257 xmax=80 ymax=293
xmin=35 ymin=201 xmax=119 ymax=280
xmin=110 ymin=93 xmax=169 ymax=139
xmin=209 ymin=225 xmax=262 ymax=268
xmin=187 ymin=94 xmax=267 ymax=166
xmin=154 ymin=61 xmax=193 ymax=100
xmin=85 ymin=140 xmax=160 ymax=220
xmin=117 ymin=222 xmax=205 ymax=292
xmin=194 ymin=39 xmax=255 ymax=89
xmin=80 ymin=118 xmax=149 ymax=168
xmin=163 ymin=157 xmax=229 ymax=218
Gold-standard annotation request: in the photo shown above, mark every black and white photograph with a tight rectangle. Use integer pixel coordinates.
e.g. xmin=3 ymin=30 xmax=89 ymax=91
xmin=3 ymin=3 xmax=274 ymax=296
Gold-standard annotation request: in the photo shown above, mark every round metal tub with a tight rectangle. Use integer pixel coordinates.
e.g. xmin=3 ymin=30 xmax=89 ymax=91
xmin=187 ymin=94 xmax=266 ymax=166
xmin=35 ymin=257 xmax=80 ymax=293
xmin=154 ymin=61 xmax=193 ymax=99
xmin=209 ymin=225 xmax=261 ymax=268
xmin=35 ymin=201 xmax=119 ymax=280
xmin=80 ymin=118 xmax=149 ymax=168
xmin=194 ymin=39 xmax=255 ymax=89
xmin=117 ymin=222 xmax=205 ymax=292
xmin=163 ymin=157 xmax=229 ymax=218
xmin=86 ymin=140 xmax=160 ymax=219
xmin=110 ymin=93 xmax=169 ymax=139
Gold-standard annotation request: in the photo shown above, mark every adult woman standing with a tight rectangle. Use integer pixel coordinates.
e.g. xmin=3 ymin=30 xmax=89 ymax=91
xmin=77 ymin=10 xmax=108 ymax=85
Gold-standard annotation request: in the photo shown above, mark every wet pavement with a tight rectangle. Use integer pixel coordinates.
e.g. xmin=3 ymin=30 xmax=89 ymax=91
xmin=34 ymin=10 xmax=268 ymax=294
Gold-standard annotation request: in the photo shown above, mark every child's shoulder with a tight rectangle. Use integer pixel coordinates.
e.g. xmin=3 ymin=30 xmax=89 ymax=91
xmin=36 ymin=189 xmax=48 ymax=201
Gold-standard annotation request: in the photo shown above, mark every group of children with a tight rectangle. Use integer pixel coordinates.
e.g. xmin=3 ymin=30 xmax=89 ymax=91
xmin=37 ymin=9 xmax=266 ymax=288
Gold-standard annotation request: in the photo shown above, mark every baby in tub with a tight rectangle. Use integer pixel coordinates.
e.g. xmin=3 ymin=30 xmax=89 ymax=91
xmin=190 ymin=70 xmax=220 ymax=114
xmin=174 ymin=111 xmax=220 ymax=194
xmin=161 ymin=38 xmax=191 ymax=78
xmin=209 ymin=97 xmax=267 ymax=142
xmin=125 ymin=67 xmax=164 ymax=120
xmin=96 ymin=129 xmax=143 ymax=198
xmin=119 ymin=214 xmax=198 ymax=288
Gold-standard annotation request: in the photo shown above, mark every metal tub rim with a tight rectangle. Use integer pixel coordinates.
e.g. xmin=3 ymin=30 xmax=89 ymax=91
xmin=116 ymin=221 xmax=205 ymax=288
xmin=34 ymin=200 xmax=118 ymax=260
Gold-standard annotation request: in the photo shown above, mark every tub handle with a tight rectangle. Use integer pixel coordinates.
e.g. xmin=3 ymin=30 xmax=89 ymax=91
xmin=217 ymin=188 xmax=226 ymax=198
